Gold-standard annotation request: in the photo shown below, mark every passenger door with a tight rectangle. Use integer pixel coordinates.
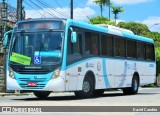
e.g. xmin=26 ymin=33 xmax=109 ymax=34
xmin=66 ymin=28 xmax=83 ymax=91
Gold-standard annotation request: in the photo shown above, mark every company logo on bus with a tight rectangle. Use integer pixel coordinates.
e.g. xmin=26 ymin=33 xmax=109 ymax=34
xmin=86 ymin=62 xmax=94 ymax=68
xmin=97 ymin=62 xmax=101 ymax=71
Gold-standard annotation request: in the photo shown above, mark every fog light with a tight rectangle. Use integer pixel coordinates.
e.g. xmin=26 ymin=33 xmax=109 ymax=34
xmin=9 ymin=67 xmax=15 ymax=79
xmin=52 ymin=68 xmax=60 ymax=79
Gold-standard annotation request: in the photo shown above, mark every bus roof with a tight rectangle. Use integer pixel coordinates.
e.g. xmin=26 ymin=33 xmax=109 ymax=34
xmin=66 ymin=19 xmax=154 ymax=44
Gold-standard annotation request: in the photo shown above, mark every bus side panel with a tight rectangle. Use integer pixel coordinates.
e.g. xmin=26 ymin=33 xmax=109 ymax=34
xmin=66 ymin=58 xmax=114 ymax=91
xmin=66 ymin=58 xmax=100 ymax=91
xmin=66 ymin=65 xmax=79 ymax=91
xmin=138 ymin=62 xmax=156 ymax=86
xmin=114 ymin=60 xmax=126 ymax=88
xmin=125 ymin=61 xmax=137 ymax=87
xmin=99 ymin=59 xmax=114 ymax=89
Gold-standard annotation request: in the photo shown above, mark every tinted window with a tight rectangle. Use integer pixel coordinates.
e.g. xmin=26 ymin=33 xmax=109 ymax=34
xmin=92 ymin=33 xmax=99 ymax=55
xmin=127 ymin=40 xmax=136 ymax=58
xmin=101 ymin=35 xmax=113 ymax=56
xmin=146 ymin=44 xmax=155 ymax=61
xmin=85 ymin=32 xmax=99 ymax=55
xmin=101 ymin=35 xmax=107 ymax=55
xmin=107 ymin=35 xmax=113 ymax=56
xmin=137 ymin=42 xmax=145 ymax=60
xmin=115 ymin=37 xmax=125 ymax=57
xmin=85 ymin=32 xmax=92 ymax=54
xmin=73 ymin=34 xmax=82 ymax=54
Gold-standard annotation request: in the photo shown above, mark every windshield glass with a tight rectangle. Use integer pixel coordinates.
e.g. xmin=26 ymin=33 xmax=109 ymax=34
xmin=9 ymin=31 xmax=63 ymax=66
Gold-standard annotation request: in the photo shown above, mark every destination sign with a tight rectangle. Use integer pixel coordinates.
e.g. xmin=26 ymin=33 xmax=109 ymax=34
xmin=17 ymin=21 xmax=64 ymax=30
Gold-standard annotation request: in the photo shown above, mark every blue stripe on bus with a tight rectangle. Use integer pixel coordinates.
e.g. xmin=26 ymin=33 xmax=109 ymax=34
xmin=122 ymin=31 xmax=154 ymax=43
xmin=102 ymin=58 xmax=111 ymax=87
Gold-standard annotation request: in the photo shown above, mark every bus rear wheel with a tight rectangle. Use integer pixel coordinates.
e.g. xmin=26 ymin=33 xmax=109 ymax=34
xmin=74 ymin=76 xmax=94 ymax=98
xmin=123 ymin=75 xmax=139 ymax=95
xmin=33 ymin=91 xmax=51 ymax=99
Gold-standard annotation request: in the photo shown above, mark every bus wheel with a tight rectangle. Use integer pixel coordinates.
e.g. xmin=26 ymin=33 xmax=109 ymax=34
xmin=93 ymin=89 xmax=105 ymax=97
xmin=33 ymin=91 xmax=51 ymax=99
xmin=123 ymin=75 xmax=139 ymax=95
xmin=74 ymin=76 xmax=94 ymax=98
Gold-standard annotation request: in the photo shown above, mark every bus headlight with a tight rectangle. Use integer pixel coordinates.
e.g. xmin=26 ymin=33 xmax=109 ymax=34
xmin=52 ymin=68 xmax=60 ymax=79
xmin=9 ymin=67 xmax=15 ymax=79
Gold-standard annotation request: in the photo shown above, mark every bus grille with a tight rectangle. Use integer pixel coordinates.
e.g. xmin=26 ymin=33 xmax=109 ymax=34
xmin=19 ymin=83 xmax=46 ymax=89
xmin=15 ymin=71 xmax=53 ymax=90
xmin=17 ymin=77 xmax=49 ymax=89
xmin=18 ymin=78 xmax=47 ymax=82
xmin=16 ymin=70 xmax=49 ymax=74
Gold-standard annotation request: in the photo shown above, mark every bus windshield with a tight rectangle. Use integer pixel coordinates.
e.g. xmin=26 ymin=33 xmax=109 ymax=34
xmin=9 ymin=31 xmax=63 ymax=66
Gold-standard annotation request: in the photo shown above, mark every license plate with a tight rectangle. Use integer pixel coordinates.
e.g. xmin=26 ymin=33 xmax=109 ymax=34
xmin=28 ymin=82 xmax=37 ymax=86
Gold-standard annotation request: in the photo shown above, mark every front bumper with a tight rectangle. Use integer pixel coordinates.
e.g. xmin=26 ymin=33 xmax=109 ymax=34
xmin=6 ymin=71 xmax=66 ymax=91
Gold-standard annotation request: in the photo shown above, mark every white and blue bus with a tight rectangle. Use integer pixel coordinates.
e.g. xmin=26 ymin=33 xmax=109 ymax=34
xmin=4 ymin=18 xmax=156 ymax=98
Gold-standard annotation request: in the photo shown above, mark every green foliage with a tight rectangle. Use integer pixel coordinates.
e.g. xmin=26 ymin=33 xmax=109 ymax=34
xmin=110 ymin=5 xmax=124 ymax=14
xmin=94 ymin=0 xmax=111 ymax=17
xmin=88 ymin=16 xmax=115 ymax=25
xmin=110 ymin=5 xmax=124 ymax=24
xmin=117 ymin=22 xmax=150 ymax=35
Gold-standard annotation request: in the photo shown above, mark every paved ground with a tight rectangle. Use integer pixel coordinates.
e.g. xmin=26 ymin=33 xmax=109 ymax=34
xmin=0 ymin=87 xmax=160 ymax=115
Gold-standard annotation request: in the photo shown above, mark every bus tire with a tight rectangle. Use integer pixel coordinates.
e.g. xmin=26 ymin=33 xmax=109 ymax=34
xmin=74 ymin=76 xmax=94 ymax=98
xmin=33 ymin=91 xmax=51 ymax=99
xmin=93 ymin=89 xmax=105 ymax=97
xmin=123 ymin=75 xmax=139 ymax=95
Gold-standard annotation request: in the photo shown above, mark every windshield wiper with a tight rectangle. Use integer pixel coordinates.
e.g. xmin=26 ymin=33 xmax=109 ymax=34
xmin=11 ymin=30 xmax=25 ymax=50
xmin=39 ymin=30 xmax=53 ymax=54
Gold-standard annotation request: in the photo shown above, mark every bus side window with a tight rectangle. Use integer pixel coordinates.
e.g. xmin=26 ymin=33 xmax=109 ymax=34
xmin=101 ymin=34 xmax=113 ymax=57
xmin=92 ymin=33 xmax=99 ymax=55
xmin=85 ymin=32 xmax=92 ymax=54
xmin=115 ymin=37 xmax=125 ymax=57
xmin=137 ymin=42 xmax=145 ymax=60
xmin=146 ymin=44 xmax=155 ymax=61
xmin=73 ymin=34 xmax=82 ymax=55
xmin=85 ymin=32 xmax=99 ymax=55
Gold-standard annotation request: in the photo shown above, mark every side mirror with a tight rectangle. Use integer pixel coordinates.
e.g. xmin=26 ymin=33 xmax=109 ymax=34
xmin=71 ymin=32 xmax=77 ymax=43
xmin=3 ymin=30 xmax=13 ymax=47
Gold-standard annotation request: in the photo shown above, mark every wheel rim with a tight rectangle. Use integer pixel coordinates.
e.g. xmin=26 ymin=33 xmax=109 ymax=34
xmin=134 ymin=79 xmax=138 ymax=91
xmin=83 ymin=81 xmax=90 ymax=93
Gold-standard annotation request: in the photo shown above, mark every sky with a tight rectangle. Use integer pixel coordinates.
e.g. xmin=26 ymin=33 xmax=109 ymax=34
xmin=6 ymin=0 xmax=160 ymax=33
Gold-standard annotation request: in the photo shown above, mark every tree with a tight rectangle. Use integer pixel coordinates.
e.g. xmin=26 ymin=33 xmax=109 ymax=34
xmin=110 ymin=5 xmax=124 ymax=24
xmin=94 ymin=0 xmax=110 ymax=18
xmin=88 ymin=16 xmax=115 ymax=25
xmin=117 ymin=22 xmax=150 ymax=35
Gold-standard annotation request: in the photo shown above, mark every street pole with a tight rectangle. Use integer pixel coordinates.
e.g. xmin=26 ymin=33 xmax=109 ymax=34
xmin=0 ymin=0 xmax=7 ymax=93
xmin=1 ymin=0 xmax=7 ymax=37
xmin=17 ymin=0 xmax=23 ymax=21
xmin=109 ymin=0 xmax=110 ymax=20
xmin=70 ymin=0 xmax=73 ymax=19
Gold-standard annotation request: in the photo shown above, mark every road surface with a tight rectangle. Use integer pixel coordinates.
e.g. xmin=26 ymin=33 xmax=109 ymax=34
xmin=0 ymin=87 xmax=159 ymax=115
